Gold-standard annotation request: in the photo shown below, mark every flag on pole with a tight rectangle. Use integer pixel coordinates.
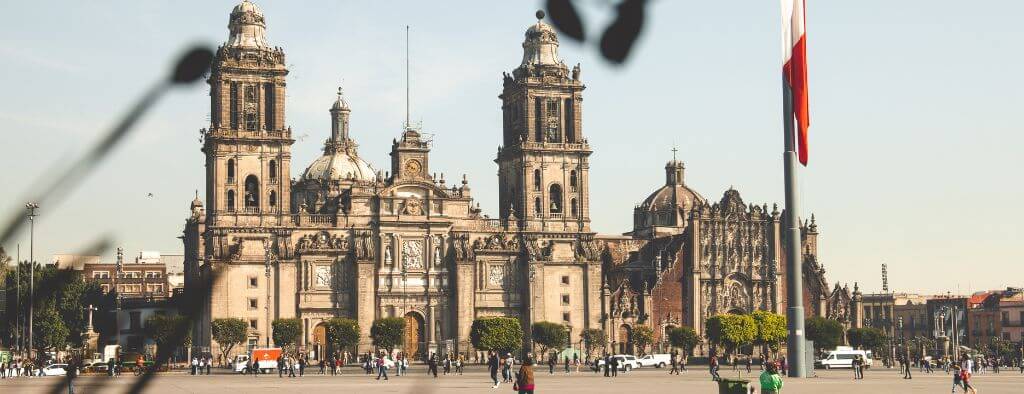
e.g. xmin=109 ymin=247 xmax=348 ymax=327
xmin=782 ymin=0 xmax=809 ymax=166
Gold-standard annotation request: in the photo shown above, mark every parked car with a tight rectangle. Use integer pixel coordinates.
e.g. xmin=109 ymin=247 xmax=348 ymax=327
xmin=591 ymin=355 xmax=641 ymax=372
xmin=88 ymin=362 xmax=108 ymax=373
xmin=636 ymin=354 xmax=671 ymax=368
xmin=815 ymin=347 xmax=873 ymax=370
xmin=41 ymin=364 xmax=69 ymax=376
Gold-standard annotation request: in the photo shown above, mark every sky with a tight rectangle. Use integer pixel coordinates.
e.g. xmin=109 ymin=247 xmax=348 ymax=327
xmin=1 ymin=1 xmax=1021 ymax=295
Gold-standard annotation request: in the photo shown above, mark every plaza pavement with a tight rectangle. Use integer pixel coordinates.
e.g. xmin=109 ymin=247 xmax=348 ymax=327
xmin=2 ymin=365 xmax=1022 ymax=393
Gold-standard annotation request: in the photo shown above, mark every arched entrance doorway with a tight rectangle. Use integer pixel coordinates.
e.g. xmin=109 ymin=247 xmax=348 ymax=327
xmin=403 ymin=312 xmax=425 ymax=360
xmin=312 ymin=323 xmax=327 ymax=360
xmin=618 ymin=324 xmax=633 ymax=354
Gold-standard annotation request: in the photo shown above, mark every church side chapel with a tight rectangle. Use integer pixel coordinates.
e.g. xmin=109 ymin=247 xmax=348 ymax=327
xmin=183 ymin=1 xmax=856 ymax=361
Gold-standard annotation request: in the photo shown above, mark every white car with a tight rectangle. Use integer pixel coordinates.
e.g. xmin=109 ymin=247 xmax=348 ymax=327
xmin=636 ymin=354 xmax=671 ymax=368
xmin=41 ymin=364 xmax=69 ymax=376
xmin=592 ymin=355 xmax=641 ymax=372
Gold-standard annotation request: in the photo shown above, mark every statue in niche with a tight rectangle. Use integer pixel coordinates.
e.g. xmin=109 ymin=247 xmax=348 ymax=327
xmin=433 ymin=242 xmax=441 ymax=265
xmin=384 ymin=243 xmax=392 ymax=264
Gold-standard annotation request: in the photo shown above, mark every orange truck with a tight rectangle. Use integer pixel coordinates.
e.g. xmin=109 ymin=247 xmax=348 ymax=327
xmin=243 ymin=348 xmax=281 ymax=373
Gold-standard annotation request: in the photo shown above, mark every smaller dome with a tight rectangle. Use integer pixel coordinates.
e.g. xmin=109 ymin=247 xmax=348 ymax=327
xmin=521 ymin=11 xmax=561 ymax=66
xmin=191 ymin=195 xmax=204 ymax=209
xmin=331 ymin=86 xmax=349 ymax=111
xmin=231 ymin=0 xmax=263 ymax=17
xmin=302 ymin=150 xmax=375 ymax=182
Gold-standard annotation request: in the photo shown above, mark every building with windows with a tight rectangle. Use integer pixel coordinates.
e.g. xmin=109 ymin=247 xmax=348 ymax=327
xmin=183 ymin=1 xmax=842 ymax=360
xmin=998 ymin=288 xmax=1024 ymax=342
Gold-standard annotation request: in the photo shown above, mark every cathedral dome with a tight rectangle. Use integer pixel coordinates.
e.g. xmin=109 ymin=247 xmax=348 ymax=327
xmin=301 ymin=149 xmax=375 ymax=182
xmin=638 ymin=159 xmax=705 ymax=214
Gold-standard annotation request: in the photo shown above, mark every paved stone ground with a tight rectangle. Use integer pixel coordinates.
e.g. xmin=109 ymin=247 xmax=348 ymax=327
xmin=2 ymin=365 xmax=1022 ymax=393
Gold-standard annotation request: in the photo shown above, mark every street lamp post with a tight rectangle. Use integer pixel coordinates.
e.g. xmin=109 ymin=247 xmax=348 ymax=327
xmin=25 ymin=203 xmax=38 ymax=360
xmin=115 ymin=247 xmax=124 ymax=358
xmin=264 ymin=240 xmax=272 ymax=348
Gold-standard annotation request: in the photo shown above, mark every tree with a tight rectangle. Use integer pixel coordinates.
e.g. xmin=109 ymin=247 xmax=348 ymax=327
xmin=632 ymin=325 xmax=655 ymax=355
xmin=272 ymin=318 xmax=303 ymax=353
xmin=667 ymin=326 xmax=700 ymax=356
xmin=580 ymin=328 xmax=607 ymax=358
xmin=212 ymin=318 xmax=248 ymax=364
xmin=531 ymin=321 xmax=567 ymax=355
xmin=470 ymin=317 xmax=523 ymax=356
xmin=847 ymin=327 xmax=886 ymax=354
xmin=751 ymin=311 xmax=787 ymax=358
xmin=804 ymin=316 xmax=844 ymax=352
xmin=325 ymin=317 xmax=361 ymax=354
xmin=4 ymin=263 xmax=102 ymax=353
xmin=706 ymin=314 xmax=756 ymax=356
xmin=370 ymin=317 xmax=405 ymax=354
xmin=145 ymin=314 xmax=191 ymax=357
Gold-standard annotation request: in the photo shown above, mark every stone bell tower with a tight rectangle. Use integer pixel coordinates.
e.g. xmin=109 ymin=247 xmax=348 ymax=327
xmin=203 ymin=0 xmax=292 ymax=225
xmin=496 ymin=10 xmax=590 ymax=232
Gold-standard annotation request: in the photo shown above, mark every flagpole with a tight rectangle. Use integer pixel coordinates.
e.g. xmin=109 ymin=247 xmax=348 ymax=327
xmin=782 ymin=78 xmax=806 ymax=378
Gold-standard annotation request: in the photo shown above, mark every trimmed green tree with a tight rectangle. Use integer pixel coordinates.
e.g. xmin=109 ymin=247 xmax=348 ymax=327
xmin=272 ymin=318 xmax=303 ymax=354
xmin=470 ymin=317 xmax=523 ymax=356
xmin=632 ymin=325 xmax=655 ymax=355
xmin=667 ymin=326 xmax=700 ymax=356
xmin=804 ymin=316 xmax=844 ymax=352
xmin=847 ymin=327 xmax=886 ymax=355
xmin=751 ymin=311 xmax=787 ymax=358
xmin=145 ymin=314 xmax=191 ymax=357
xmin=580 ymin=328 xmax=607 ymax=358
xmin=370 ymin=317 xmax=405 ymax=354
xmin=706 ymin=314 xmax=756 ymax=356
xmin=325 ymin=317 xmax=361 ymax=354
xmin=212 ymin=318 xmax=248 ymax=364
xmin=531 ymin=321 xmax=568 ymax=356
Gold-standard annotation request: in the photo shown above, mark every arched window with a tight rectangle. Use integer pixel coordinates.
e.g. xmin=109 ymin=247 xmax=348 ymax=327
xmin=268 ymin=190 xmax=277 ymax=207
xmin=268 ymin=160 xmax=277 ymax=181
xmin=570 ymin=198 xmax=578 ymax=218
xmin=569 ymin=170 xmax=578 ymax=191
xmin=226 ymin=159 xmax=235 ymax=182
xmin=534 ymin=197 xmax=542 ymax=216
xmin=533 ymin=169 xmax=541 ymax=191
xmin=244 ymin=175 xmax=260 ymax=208
xmin=226 ymin=190 xmax=235 ymax=211
xmin=549 ymin=184 xmax=563 ymax=214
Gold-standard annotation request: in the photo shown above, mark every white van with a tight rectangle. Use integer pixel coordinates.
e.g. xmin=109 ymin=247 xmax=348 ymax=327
xmin=636 ymin=354 xmax=672 ymax=368
xmin=816 ymin=347 xmax=873 ymax=370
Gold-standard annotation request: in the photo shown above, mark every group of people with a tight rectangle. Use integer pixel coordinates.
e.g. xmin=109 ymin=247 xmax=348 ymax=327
xmin=1 ymin=359 xmax=42 ymax=378
xmin=189 ymin=356 xmax=212 ymax=375
xmin=545 ymin=353 xmax=581 ymax=374
xmin=486 ymin=351 xmax=534 ymax=394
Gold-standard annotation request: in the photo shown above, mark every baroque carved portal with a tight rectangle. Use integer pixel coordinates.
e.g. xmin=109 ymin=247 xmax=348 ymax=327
xmin=403 ymin=240 xmax=424 ymax=270
xmin=315 ymin=265 xmax=331 ymax=288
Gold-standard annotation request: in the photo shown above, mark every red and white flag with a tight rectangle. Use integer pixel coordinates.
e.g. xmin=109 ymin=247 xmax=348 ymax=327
xmin=782 ymin=0 xmax=809 ymax=166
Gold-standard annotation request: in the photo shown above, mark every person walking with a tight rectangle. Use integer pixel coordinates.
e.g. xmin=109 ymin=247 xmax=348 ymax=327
xmin=443 ymin=354 xmax=451 ymax=375
xmin=902 ymin=353 xmax=912 ymax=380
xmin=514 ymin=357 xmax=536 ymax=394
xmin=298 ymin=356 xmax=306 ymax=377
xmin=669 ymin=352 xmax=679 ymax=375
xmin=603 ymin=354 xmax=610 ymax=377
xmin=574 ymin=353 xmax=580 ymax=373
xmin=488 ymin=351 xmax=500 ymax=388
xmin=457 ymin=353 xmax=465 ymax=375
xmin=547 ymin=354 xmax=555 ymax=374
xmin=745 ymin=355 xmax=752 ymax=373
xmin=375 ymin=353 xmax=388 ymax=381
xmin=759 ymin=362 xmax=784 ymax=394
xmin=428 ymin=353 xmax=439 ymax=378
xmin=504 ymin=354 xmax=515 ymax=383
xmin=709 ymin=355 xmax=721 ymax=381
xmin=680 ymin=354 xmax=688 ymax=372
xmin=779 ymin=356 xmax=787 ymax=376
xmin=319 ymin=357 xmax=326 ymax=375
xmin=564 ymin=355 xmax=570 ymax=374
xmin=852 ymin=355 xmax=863 ymax=379
xmin=610 ymin=355 xmax=618 ymax=377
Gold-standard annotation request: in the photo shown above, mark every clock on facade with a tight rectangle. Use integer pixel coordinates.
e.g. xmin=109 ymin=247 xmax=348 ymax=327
xmin=403 ymin=159 xmax=421 ymax=178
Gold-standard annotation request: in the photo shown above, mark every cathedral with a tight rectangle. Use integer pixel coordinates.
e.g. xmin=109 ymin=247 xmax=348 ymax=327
xmin=183 ymin=1 xmax=855 ymax=360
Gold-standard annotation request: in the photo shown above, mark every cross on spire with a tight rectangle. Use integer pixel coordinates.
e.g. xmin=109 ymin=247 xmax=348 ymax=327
xmin=671 ymin=146 xmax=678 ymax=162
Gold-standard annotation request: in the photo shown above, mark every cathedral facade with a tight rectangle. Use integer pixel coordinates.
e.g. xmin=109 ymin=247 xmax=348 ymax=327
xmin=183 ymin=1 xmax=852 ymax=360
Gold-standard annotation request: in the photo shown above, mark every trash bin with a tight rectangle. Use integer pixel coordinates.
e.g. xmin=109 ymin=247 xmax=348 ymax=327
xmin=717 ymin=378 xmax=750 ymax=394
